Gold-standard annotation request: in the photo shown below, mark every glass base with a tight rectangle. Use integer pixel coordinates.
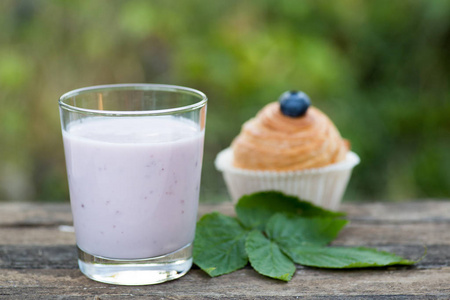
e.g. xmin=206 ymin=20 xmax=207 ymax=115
xmin=77 ymin=243 xmax=193 ymax=285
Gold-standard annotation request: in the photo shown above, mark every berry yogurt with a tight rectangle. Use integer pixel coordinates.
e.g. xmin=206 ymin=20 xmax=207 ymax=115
xmin=62 ymin=116 xmax=204 ymax=259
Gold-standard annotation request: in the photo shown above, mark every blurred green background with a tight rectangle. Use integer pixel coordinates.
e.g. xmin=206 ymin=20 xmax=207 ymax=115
xmin=0 ymin=0 xmax=449 ymax=203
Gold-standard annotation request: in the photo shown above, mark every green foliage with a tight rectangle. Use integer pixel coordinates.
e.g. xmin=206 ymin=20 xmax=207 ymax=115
xmin=193 ymin=192 xmax=417 ymax=281
xmin=266 ymin=213 xmax=348 ymax=247
xmin=236 ymin=191 xmax=345 ymax=230
xmin=193 ymin=212 xmax=248 ymax=277
xmin=284 ymin=246 xmax=415 ymax=269
xmin=0 ymin=0 xmax=449 ymax=201
xmin=245 ymin=230 xmax=296 ymax=281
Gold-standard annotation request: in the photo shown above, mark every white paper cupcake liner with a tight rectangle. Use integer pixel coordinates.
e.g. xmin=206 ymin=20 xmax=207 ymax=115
xmin=215 ymin=148 xmax=360 ymax=210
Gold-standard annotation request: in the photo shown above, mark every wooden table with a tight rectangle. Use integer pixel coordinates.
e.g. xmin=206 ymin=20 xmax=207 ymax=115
xmin=1 ymin=201 xmax=449 ymax=299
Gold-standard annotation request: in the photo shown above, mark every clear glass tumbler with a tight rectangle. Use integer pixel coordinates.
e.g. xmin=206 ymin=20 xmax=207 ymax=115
xmin=59 ymin=84 xmax=207 ymax=285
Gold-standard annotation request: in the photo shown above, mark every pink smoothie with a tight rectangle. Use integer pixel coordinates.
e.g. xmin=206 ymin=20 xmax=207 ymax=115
xmin=62 ymin=116 xmax=204 ymax=259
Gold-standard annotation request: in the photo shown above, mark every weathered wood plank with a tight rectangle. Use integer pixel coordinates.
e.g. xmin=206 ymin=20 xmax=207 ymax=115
xmin=0 ymin=268 xmax=449 ymax=299
xmin=1 ymin=221 xmax=448 ymax=246
xmin=0 ymin=245 xmax=78 ymax=269
xmin=0 ymin=244 xmax=447 ymax=270
xmin=341 ymin=200 xmax=450 ymax=222
xmin=336 ymin=222 xmax=450 ymax=246
xmin=0 ymin=227 xmax=75 ymax=245
xmin=0 ymin=203 xmax=72 ymax=226
xmin=0 ymin=201 xmax=449 ymax=298
xmin=197 ymin=201 xmax=450 ymax=224
xmin=1 ymin=201 xmax=450 ymax=226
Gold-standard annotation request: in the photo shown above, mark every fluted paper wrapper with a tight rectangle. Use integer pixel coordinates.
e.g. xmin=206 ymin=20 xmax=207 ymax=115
xmin=215 ymin=148 xmax=360 ymax=210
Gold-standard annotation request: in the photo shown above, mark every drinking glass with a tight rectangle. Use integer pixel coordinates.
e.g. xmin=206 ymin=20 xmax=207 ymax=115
xmin=59 ymin=84 xmax=207 ymax=285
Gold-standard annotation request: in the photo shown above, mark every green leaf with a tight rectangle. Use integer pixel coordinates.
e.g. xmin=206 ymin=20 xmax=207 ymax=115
xmin=284 ymin=246 xmax=416 ymax=269
xmin=245 ymin=230 xmax=296 ymax=282
xmin=266 ymin=213 xmax=348 ymax=247
xmin=193 ymin=212 xmax=249 ymax=277
xmin=236 ymin=191 xmax=345 ymax=230
xmin=194 ymin=192 xmax=419 ymax=282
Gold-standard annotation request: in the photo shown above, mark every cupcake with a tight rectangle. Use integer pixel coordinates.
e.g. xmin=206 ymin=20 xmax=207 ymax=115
xmin=215 ymin=91 xmax=360 ymax=210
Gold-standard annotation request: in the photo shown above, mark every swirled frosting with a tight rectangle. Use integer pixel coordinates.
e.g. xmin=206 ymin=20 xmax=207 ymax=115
xmin=231 ymin=102 xmax=349 ymax=171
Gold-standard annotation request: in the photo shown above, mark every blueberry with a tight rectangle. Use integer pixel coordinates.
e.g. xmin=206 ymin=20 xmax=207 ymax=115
xmin=278 ymin=90 xmax=311 ymax=117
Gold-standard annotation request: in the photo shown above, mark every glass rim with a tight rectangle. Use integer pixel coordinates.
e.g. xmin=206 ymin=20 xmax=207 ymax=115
xmin=58 ymin=83 xmax=207 ymax=116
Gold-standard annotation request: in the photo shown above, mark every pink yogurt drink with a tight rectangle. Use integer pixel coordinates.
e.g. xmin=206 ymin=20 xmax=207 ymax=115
xmin=62 ymin=116 xmax=204 ymax=259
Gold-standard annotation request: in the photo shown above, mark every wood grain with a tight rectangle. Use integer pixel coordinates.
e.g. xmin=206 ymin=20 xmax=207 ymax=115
xmin=1 ymin=268 xmax=449 ymax=299
xmin=0 ymin=200 xmax=449 ymax=299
